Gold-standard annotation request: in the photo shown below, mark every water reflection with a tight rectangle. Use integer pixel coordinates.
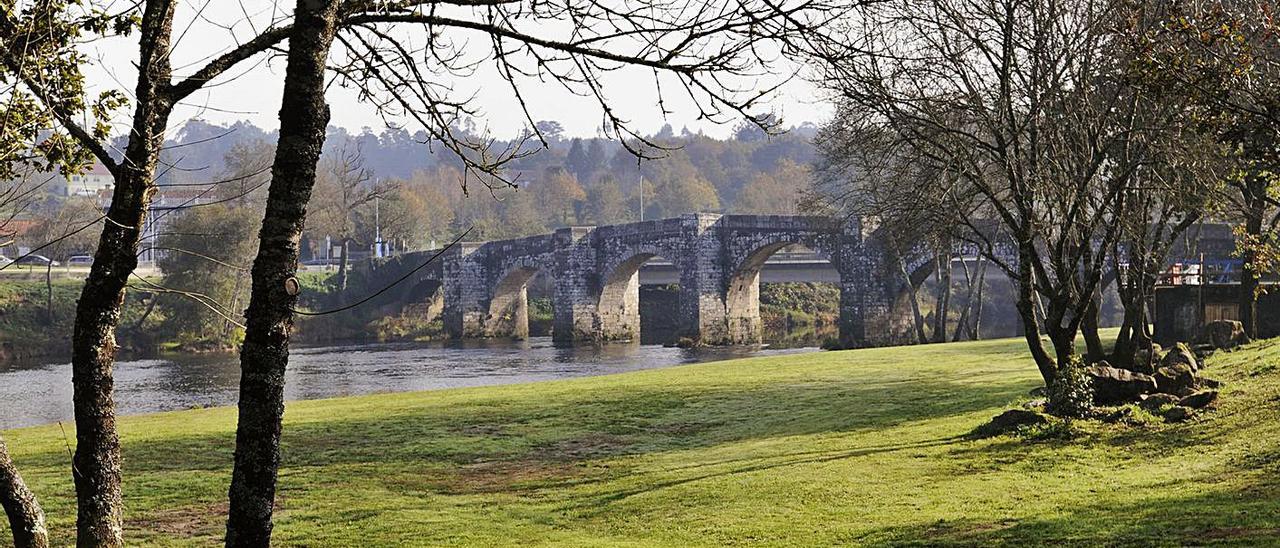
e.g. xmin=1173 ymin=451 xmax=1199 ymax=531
xmin=0 ymin=338 xmax=815 ymax=429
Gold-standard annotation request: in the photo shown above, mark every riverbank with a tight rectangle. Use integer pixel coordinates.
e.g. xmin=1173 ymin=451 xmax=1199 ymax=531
xmin=0 ymin=279 xmax=158 ymax=361
xmin=3 ymin=336 xmax=1278 ymax=545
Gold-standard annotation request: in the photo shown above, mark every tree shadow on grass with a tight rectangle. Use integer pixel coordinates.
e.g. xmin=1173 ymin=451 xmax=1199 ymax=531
xmin=557 ymin=434 xmax=968 ymax=515
xmin=852 ymin=477 xmax=1280 ymax=546
xmin=17 ymin=365 xmax=1035 ymax=483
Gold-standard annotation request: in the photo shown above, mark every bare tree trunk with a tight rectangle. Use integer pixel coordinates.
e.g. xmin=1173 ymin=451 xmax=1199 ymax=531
xmin=1081 ymin=286 xmax=1104 ymax=363
xmin=225 ymin=1 xmax=342 ymax=544
xmin=1016 ymin=249 xmax=1056 ymax=385
xmin=970 ymin=258 xmax=986 ymax=340
xmin=0 ymin=436 xmax=48 ymax=548
xmin=1240 ymin=208 xmax=1263 ymax=339
xmin=897 ymin=255 xmax=928 ymax=344
xmin=932 ymin=250 xmax=951 ymax=343
xmin=69 ymin=3 xmax=177 ymax=544
xmin=44 ymin=260 xmax=53 ymax=322
xmin=951 ymin=256 xmax=973 ymax=342
xmin=335 ymin=238 xmax=350 ymax=292
xmin=224 ymin=272 xmax=246 ymax=338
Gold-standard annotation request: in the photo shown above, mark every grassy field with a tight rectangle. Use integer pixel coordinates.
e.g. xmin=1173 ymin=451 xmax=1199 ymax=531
xmin=3 ymin=336 xmax=1280 ymax=546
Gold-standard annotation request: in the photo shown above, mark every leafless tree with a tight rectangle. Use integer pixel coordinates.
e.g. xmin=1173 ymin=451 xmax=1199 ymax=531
xmin=811 ymin=0 xmax=1190 ymax=385
xmin=308 ymin=144 xmax=395 ymax=290
xmin=812 ymin=108 xmax=981 ymax=344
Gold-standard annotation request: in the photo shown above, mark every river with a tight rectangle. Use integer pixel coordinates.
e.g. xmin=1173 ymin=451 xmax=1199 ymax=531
xmin=0 ymin=338 xmax=816 ymax=430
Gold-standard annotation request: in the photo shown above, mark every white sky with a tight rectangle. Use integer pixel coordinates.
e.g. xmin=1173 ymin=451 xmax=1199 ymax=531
xmin=84 ymin=2 xmax=832 ymax=141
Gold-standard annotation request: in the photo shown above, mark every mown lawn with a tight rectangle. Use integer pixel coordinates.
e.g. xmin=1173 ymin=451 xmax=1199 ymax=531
xmin=3 ymin=336 xmax=1280 ymax=546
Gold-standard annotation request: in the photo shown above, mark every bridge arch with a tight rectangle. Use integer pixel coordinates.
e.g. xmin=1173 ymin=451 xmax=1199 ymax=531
xmin=724 ymin=239 xmax=838 ymax=345
xmin=403 ymin=278 xmax=444 ymax=322
xmin=597 ymin=250 xmax=676 ymax=342
xmin=484 ymin=252 xmax=555 ymax=339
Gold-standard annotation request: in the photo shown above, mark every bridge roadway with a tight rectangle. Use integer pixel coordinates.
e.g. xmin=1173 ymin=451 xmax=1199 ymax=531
xmin=638 ymin=252 xmax=839 ymax=285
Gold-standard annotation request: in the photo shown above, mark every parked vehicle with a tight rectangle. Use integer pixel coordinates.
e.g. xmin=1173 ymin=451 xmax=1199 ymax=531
xmin=67 ymin=255 xmax=94 ymax=266
xmin=15 ymin=255 xmax=60 ymax=267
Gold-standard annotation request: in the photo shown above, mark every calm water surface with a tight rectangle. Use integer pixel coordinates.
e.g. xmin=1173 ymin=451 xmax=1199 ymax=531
xmin=0 ymin=338 xmax=816 ymax=429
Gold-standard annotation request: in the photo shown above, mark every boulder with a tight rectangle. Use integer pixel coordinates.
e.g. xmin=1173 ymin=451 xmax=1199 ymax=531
xmin=1087 ymin=364 xmax=1157 ymax=404
xmin=1163 ymin=406 xmax=1195 ymax=423
xmin=1203 ymin=320 xmax=1249 ymax=350
xmin=1161 ymin=342 xmax=1200 ymax=372
xmin=1132 ymin=343 xmax=1163 ymax=374
xmin=1179 ymin=390 xmax=1220 ymax=409
xmin=1154 ymin=362 xmax=1197 ymax=395
xmin=1139 ymin=393 xmax=1181 ymax=410
xmin=972 ymin=409 xmax=1051 ymax=438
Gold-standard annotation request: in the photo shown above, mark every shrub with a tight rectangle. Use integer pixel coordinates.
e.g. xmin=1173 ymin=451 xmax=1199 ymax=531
xmin=1046 ymin=355 xmax=1093 ymax=418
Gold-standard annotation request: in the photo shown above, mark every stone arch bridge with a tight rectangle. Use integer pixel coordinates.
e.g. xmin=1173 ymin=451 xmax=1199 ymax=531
xmin=358 ymin=213 xmax=951 ymax=347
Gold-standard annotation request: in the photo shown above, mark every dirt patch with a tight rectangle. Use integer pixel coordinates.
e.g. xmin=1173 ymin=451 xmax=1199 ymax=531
xmin=1200 ymin=527 xmax=1280 ymax=540
xmin=536 ymin=433 xmax=631 ymax=461
xmin=649 ymin=421 xmax=722 ymax=436
xmin=441 ymin=459 xmax=584 ymax=494
xmin=130 ymin=502 xmax=228 ymax=539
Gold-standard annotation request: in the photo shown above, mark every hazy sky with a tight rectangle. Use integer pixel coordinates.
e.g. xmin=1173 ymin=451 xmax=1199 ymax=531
xmin=85 ymin=2 xmax=831 ymax=141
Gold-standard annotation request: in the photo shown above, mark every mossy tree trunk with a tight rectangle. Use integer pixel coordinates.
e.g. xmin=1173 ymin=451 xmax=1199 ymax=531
xmin=0 ymin=436 xmax=48 ymax=548
xmin=225 ymin=0 xmax=342 ymax=545
xmin=69 ymin=2 xmax=177 ymax=544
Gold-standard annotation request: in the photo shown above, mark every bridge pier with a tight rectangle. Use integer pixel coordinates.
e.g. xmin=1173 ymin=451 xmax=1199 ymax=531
xmin=677 ymin=214 xmax=737 ymax=344
xmin=552 ymin=227 xmax=600 ymax=343
xmin=443 ymin=242 xmax=489 ymax=339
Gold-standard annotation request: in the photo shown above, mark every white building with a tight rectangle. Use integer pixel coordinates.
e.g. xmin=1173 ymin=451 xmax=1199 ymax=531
xmin=56 ymin=162 xmax=114 ymax=196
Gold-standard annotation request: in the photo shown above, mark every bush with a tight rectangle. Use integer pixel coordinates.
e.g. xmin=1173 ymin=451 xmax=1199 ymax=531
xmin=1046 ymin=355 xmax=1093 ymax=418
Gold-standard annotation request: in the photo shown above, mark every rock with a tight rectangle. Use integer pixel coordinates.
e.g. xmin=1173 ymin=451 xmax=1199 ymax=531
xmin=1203 ymin=319 xmax=1249 ymax=350
xmin=1201 ymin=378 xmax=1223 ymax=389
xmin=1163 ymin=406 xmax=1195 ymax=422
xmin=1154 ymin=363 xmax=1197 ymax=395
xmin=674 ymin=337 xmax=699 ymax=349
xmin=1161 ymin=342 xmax=1200 ymax=372
xmin=1022 ymin=398 xmax=1048 ymax=410
xmin=1132 ymin=343 xmax=1163 ymax=374
xmin=972 ymin=409 xmax=1050 ymax=438
xmin=1179 ymin=390 xmax=1219 ymax=409
xmin=1087 ymin=364 xmax=1158 ymax=404
xmin=1139 ymin=393 xmax=1181 ymax=410
xmin=1100 ymin=406 xmax=1135 ymax=424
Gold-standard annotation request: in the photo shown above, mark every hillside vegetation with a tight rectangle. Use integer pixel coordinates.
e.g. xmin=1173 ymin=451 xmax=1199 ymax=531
xmin=2 ymin=336 xmax=1279 ymax=545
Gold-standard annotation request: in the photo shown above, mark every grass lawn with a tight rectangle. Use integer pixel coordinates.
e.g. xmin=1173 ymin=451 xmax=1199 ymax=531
xmin=4 ymin=336 xmax=1280 ymax=546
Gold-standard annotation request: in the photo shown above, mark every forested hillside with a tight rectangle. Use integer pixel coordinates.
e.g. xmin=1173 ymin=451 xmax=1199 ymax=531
xmin=151 ymin=119 xmax=821 ymax=252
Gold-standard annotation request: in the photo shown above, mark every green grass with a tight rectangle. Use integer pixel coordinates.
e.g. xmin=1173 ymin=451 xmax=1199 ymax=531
xmin=4 ymin=336 xmax=1280 ymax=546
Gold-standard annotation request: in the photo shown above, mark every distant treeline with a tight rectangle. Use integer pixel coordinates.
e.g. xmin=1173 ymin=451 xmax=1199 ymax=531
xmin=146 ymin=118 xmax=822 ymax=249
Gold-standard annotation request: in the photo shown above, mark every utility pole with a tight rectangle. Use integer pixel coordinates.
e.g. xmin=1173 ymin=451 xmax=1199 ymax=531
xmin=374 ymin=194 xmax=384 ymax=258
